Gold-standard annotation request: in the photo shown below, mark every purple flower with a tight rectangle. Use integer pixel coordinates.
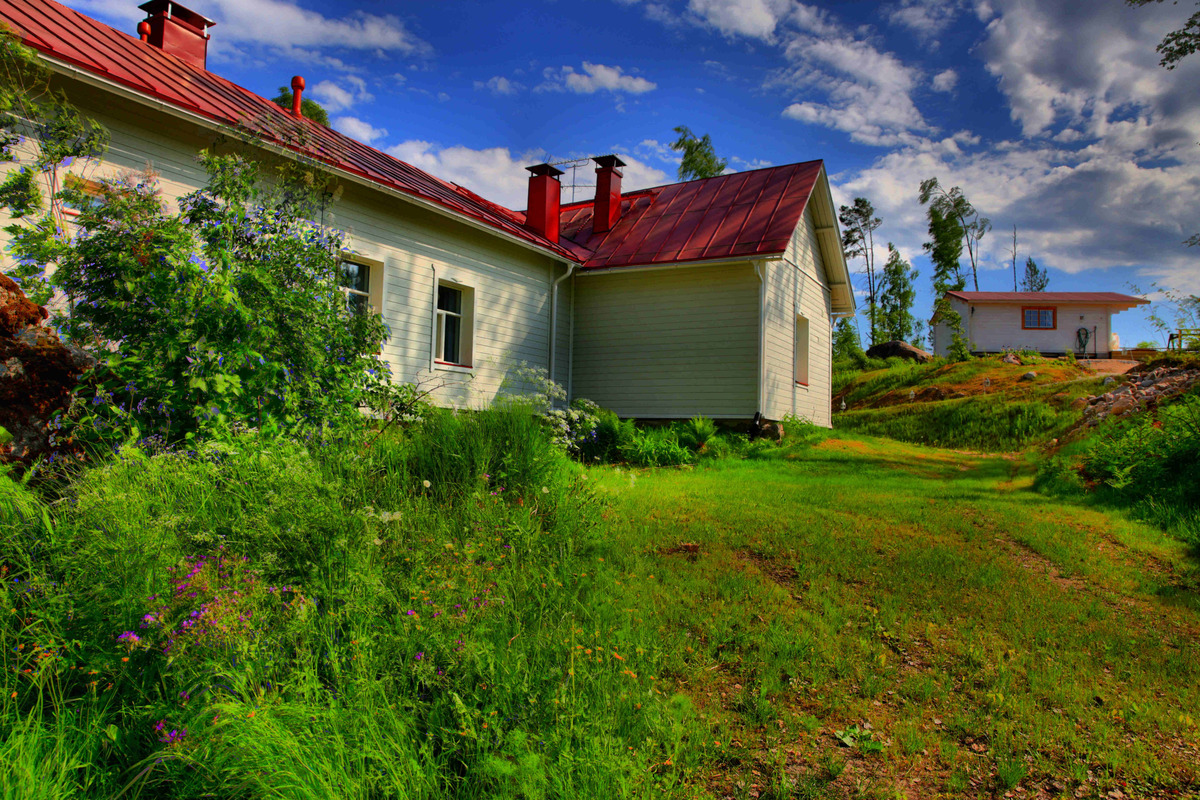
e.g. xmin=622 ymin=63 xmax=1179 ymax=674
xmin=406 ymin=610 xmax=416 ymax=616
xmin=415 ymin=652 xmax=424 ymax=661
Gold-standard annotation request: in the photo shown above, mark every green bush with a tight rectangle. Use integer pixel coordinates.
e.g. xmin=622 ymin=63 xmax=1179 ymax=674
xmin=675 ymin=415 xmax=718 ymax=451
xmin=578 ymin=407 xmax=635 ymax=464
xmin=619 ymin=426 xmax=694 ymax=467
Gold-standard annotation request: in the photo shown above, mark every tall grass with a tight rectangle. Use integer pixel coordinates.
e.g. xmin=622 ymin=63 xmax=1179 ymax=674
xmin=0 ymin=405 xmax=703 ymax=799
xmin=835 ymin=396 xmax=1073 ymax=451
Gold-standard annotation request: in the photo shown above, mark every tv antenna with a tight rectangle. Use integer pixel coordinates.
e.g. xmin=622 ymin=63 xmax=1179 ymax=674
xmin=547 ymin=156 xmax=598 ymax=203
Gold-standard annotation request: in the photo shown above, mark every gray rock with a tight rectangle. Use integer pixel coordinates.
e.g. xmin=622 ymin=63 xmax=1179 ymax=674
xmin=1021 ymin=371 xmax=1037 ymax=381
xmin=865 ymin=340 xmax=934 ymax=363
xmin=1102 ymin=376 xmax=1116 ymax=386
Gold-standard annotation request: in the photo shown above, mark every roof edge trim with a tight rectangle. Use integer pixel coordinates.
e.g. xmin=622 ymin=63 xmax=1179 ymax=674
xmin=39 ymin=53 xmax=581 ymax=267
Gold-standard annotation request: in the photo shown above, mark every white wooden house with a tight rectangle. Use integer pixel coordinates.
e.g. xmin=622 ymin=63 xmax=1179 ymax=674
xmin=0 ymin=0 xmax=855 ymax=425
xmin=932 ymin=291 xmax=1148 ymax=358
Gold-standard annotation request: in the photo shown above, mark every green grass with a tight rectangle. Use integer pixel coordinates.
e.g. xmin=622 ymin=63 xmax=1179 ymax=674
xmin=3 ymin=415 xmax=1198 ymax=799
xmin=587 ymin=435 xmax=1200 ymax=797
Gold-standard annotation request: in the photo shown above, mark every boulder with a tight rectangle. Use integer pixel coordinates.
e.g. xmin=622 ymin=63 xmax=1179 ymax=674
xmin=865 ymin=340 xmax=933 ymax=363
xmin=1102 ymin=376 xmax=1116 ymax=386
xmin=1001 ymin=352 xmax=1021 ymax=365
xmin=0 ymin=274 xmax=96 ymax=473
xmin=1021 ymin=371 xmax=1038 ymax=381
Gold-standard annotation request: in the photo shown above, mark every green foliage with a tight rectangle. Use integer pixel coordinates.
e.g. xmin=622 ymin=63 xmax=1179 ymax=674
xmin=877 ymin=243 xmax=918 ymax=344
xmin=669 ymin=125 xmax=726 ymax=180
xmin=1126 ymin=0 xmax=1200 ymax=69
xmin=577 ymin=407 xmax=635 ymax=464
xmin=1045 ymin=392 xmax=1200 ymax=546
xmin=619 ymin=426 xmax=694 ymax=467
xmin=676 ymin=415 xmax=718 ymax=451
xmin=0 ymin=25 xmax=109 ymax=305
xmin=919 ymin=177 xmax=990 ymax=293
xmin=1 ymin=411 xmax=702 ymax=799
xmin=925 ymin=206 xmax=970 ymax=361
xmin=46 ymin=153 xmax=389 ymax=446
xmin=832 ymin=317 xmax=863 ymax=362
xmin=839 ymin=197 xmax=883 ymax=345
xmin=1020 ymin=255 xmax=1049 ymax=292
xmin=836 ymin=396 xmax=1071 ymax=451
xmin=270 ymin=86 xmax=331 ymax=126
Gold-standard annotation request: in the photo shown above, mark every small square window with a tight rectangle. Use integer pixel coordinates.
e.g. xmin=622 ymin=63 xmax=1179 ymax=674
xmin=795 ymin=314 xmax=810 ymax=385
xmin=340 ymin=260 xmax=371 ymax=316
xmin=1022 ymin=307 xmax=1055 ymax=329
xmin=435 ymin=280 xmax=473 ymax=368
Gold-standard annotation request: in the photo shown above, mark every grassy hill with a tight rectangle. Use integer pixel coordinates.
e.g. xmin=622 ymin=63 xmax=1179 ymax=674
xmin=832 ymin=356 xmax=1115 ymax=451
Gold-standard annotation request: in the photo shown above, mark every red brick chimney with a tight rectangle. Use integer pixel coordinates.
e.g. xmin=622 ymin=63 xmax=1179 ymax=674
xmin=137 ymin=1 xmax=215 ymax=70
xmin=592 ymin=155 xmax=626 ymax=234
xmin=525 ymin=164 xmax=563 ymax=244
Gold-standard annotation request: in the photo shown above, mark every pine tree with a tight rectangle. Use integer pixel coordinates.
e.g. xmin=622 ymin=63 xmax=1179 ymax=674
xmin=1020 ymin=256 xmax=1049 ymax=292
xmin=839 ymin=197 xmax=883 ymax=345
xmin=832 ymin=317 xmax=862 ymax=361
xmin=877 ymin=244 xmax=918 ymax=343
xmin=669 ymin=126 xmax=727 ymax=180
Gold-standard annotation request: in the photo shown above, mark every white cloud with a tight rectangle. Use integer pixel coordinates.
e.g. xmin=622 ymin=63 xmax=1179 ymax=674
xmin=931 ymin=68 xmax=958 ymax=92
xmin=311 ymin=77 xmax=372 ymax=113
xmin=885 ymin=0 xmax=964 ymax=42
xmin=686 ymin=0 xmax=792 ymax=41
xmin=539 ymin=62 xmax=657 ymax=94
xmin=333 ymin=116 xmax=387 ymax=144
xmin=65 ymin=0 xmax=429 ymax=61
xmin=474 ymin=76 xmax=523 ymax=95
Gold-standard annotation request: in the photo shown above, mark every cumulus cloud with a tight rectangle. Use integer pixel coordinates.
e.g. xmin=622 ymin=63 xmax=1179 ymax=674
xmin=775 ymin=31 xmax=933 ymax=147
xmin=931 ymin=69 xmax=958 ymax=92
xmin=539 ymin=62 xmax=657 ymax=94
xmin=686 ymin=0 xmax=792 ymax=41
xmin=885 ymin=0 xmax=964 ymax=42
xmin=333 ymin=116 xmax=387 ymax=144
xmin=311 ymin=77 xmax=373 ymax=113
xmin=473 ymin=76 xmax=524 ymax=95
xmin=66 ymin=0 xmax=429 ymax=62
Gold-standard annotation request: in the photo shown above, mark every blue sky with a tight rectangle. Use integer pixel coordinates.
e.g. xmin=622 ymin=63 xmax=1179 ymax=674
xmin=67 ymin=0 xmax=1200 ymax=348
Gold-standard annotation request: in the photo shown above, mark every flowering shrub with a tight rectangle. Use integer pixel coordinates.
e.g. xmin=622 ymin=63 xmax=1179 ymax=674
xmin=37 ymin=154 xmax=391 ymax=446
xmin=544 ymin=398 xmax=602 ymax=455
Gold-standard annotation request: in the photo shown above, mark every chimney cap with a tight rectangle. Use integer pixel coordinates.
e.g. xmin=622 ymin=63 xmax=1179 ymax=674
xmin=138 ymin=1 xmax=216 ymax=32
xmin=526 ymin=163 xmax=564 ymax=178
xmin=291 ymin=75 xmax=305 ymax=91
xmin=593 ymin=154 xmax=626 ymax=170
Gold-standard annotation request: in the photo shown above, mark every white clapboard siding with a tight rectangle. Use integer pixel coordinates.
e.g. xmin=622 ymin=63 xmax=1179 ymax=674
xmin=966 ymin=304 xmax=1113 ymax=356
xmin=0 ymin=85 xmax=569 ymax=409
xmin=570 ymin=262 xmax=759 ymax=418
xmin=762 ymin=204 xmax=833 ymax=427
xmin=934 ymin=298 xmax=1115 ymax=357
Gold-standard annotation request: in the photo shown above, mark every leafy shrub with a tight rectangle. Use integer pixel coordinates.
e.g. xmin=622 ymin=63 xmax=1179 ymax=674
xmin=543 ymin=398 xmax=602 ymax=456
xmin=619 ymin=426 xmax=694 ymax=467
xmin=578 ymin=407 xmax=635 ymax=464
xmin=676 ymin=415 xmax=718 ymax=451
xmin=18 ymin=153 xmax=391 ymax=449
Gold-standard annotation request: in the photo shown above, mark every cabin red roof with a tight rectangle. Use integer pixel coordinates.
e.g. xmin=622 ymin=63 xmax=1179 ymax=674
xmin=0 ymin=0 xmax=579 ymax=261
xmin=558 ymin=161 xmax=823 ymax=270
xmin=946 ymin=291 xmax=1147 ymax=307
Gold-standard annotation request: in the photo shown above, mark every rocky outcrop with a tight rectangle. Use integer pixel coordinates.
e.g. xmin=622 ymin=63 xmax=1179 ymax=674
xmin=1077 ymin=363 xmax=1200 ymax=428
xmin=0 ymin=274 xmax=95 ymax=472
xmin=865 ymin=340 xmax=933 ymax=363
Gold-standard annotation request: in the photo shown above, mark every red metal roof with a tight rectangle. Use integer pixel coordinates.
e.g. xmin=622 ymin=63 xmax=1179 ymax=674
xmin=0 ymin=0 xmax=579 ymax=261
xmin=559 ymin=161 xmax=823 ymax=270
xmin=947 ymin=291 xmax=1148 ymax=306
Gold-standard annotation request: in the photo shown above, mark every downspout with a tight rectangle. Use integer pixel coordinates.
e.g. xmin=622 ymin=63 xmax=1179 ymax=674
xmin=549 ymin=260 xmax=576 ymax=389
xmin=754 ymin=260 xmax=766 ymax=418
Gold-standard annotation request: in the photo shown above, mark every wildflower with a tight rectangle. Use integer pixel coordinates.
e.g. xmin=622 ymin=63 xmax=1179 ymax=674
xmin=415 ymin=652 xmax=424 ymax=661
xmin=541 ymin=486 xmax=549 ymax=494
xmin=117 ymin=631 xmax=141 ymax=649
xmin=373 ymin=538 xmax=383 ymax=546
xmin=406 ymin=610 xmax=416 ymax=616
xmin=422 ymin=480 xmax=431 ymax=489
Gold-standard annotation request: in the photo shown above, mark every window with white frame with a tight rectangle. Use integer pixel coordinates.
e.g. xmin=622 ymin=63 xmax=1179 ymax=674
xmin=339 ymin=254 xmax=384 ymax=317
xmin=435 ymin=281 xmax=474 ymax=367
xmin=795 ymin=314 xmax=810 ymax=386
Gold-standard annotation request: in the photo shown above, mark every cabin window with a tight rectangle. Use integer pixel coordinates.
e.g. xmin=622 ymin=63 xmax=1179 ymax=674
xmin=436 ymin=281 xmax=474 ymax=368
xmin=60 ymin=175 xmax=105 ymax=218
xmin=340 ymin=260 xmax=371 ymax=316
xmin=794 ymin=314 xmax=810 ymax=386
xmin=338 ymin=253 xmax=385 ymax=318
xmin=1022 ymin=307 xmax=1056 ymax=330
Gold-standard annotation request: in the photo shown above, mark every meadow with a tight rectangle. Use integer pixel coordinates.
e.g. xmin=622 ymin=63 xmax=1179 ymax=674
xmin=3 ymin=406 xmax=1197 ymax=799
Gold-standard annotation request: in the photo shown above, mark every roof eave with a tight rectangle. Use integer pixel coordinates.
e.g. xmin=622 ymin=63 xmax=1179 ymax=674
xmin=38 ymin=52 xmax=580 ymax=266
